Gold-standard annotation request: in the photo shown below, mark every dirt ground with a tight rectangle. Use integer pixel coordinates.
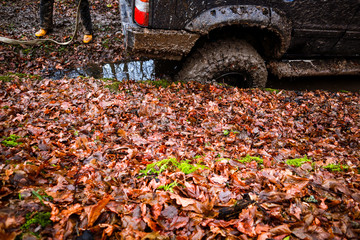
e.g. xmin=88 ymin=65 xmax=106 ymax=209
xmin=0 ymin=0 xmax=126 ymax=75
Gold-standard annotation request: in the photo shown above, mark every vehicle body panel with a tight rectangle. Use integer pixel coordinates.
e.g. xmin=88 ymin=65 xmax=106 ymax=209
xmin=120 ymin=0 xmax=360 ymax=74
xmin=120 ymin=0 xmax=199 ymax=60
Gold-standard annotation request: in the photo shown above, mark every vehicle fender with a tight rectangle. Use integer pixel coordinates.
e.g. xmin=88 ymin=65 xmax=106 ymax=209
xmin=185 ymin=5 xmax=292 ymax=58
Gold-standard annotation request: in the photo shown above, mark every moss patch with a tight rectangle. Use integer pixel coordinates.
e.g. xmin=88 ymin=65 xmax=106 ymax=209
xmin=237 ymin=155 xmax=264 ymax=164
xmin=141 ymin=79 xmax=179 ymax=88
xmin=157 ymin=181 xmax=179 ymax=193
xmin=0 ymin=73 xmax=41 ymax=82
xmin=323 ymin=164 xmax=349 ymax=172
xmin=104 ymin=81 xmax=121 ymax=92
xmin=0 ymin=75 xmax=13 ymax=82
xmin=1 ymin=134 xmax=22 ymax=147
xmin=285 ymin=156 xmax=312 ymax=167
xmin=139 ymin=158 xmax=207 ymax=177
xmin=21 ymin=212 xmax=52 ymax=230
xmin=262 ymin=88 xmax=280 ymax=94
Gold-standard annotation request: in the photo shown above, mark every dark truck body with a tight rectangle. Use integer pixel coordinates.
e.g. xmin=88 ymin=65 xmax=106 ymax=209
xmin=120 ymin=0 xmax=360 ymax=78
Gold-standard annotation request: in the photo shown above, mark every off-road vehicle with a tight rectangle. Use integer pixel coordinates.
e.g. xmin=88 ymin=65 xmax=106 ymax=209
xmin=120 ymin=0 xmax=360 ymax=87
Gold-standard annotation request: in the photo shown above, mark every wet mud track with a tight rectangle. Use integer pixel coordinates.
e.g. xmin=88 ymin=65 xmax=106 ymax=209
xmin=46 ymin=59 xmax=360 ymax=93
xmin=267 ymin=75 xmax=360 ymax=92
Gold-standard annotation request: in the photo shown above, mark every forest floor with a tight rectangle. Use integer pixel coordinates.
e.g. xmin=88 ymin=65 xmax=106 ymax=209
xmin=0 ymin=0 xmax=126 ymax=75
xmin=1 ymin=0 xmax=360 ymax=240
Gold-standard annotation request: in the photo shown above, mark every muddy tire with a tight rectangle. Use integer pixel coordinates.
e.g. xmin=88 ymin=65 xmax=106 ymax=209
xmin=175 ymin=39 xmax=268 ymax=87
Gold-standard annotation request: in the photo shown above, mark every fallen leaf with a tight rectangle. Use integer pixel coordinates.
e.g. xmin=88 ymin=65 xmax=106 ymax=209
xmin=87 ymin=195 xmax=113 ymax=227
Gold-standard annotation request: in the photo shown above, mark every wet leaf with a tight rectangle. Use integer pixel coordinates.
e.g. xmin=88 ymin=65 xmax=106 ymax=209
xmin=87 ymin=195 xmax=113 ymax=227
xmin=269 ymin=224 xmax=291 ymax=235
xmin=170 ymin=193 xmax=197 ymax=208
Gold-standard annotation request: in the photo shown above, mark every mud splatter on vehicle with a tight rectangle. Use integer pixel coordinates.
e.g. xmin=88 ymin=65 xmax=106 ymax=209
xmin=120 ymin=0 xmax=360 ymax=87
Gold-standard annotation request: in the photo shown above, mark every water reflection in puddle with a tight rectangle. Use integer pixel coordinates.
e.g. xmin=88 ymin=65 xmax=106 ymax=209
xmin=49 ymin=60 xmax=158 ymax=81
xmin=102 ymin=60 xmax=155 ymax=80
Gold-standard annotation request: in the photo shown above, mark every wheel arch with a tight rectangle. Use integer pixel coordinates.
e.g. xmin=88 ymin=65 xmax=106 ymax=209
xmin=185 ymin=5 xmax=292 ymax=59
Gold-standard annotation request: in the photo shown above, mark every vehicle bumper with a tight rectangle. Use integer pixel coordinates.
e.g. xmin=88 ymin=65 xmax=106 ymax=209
xmin=120 ymin=0 xmax=200 ymax=61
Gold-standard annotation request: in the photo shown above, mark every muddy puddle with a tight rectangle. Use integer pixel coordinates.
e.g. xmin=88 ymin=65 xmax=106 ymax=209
xmin=47 ymin=60 xmax=177 ymax=81
xmin=46 ymin=60 xmax=360 ymax=92
xmin=48 ymin=60 xmax=156 ymax=81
